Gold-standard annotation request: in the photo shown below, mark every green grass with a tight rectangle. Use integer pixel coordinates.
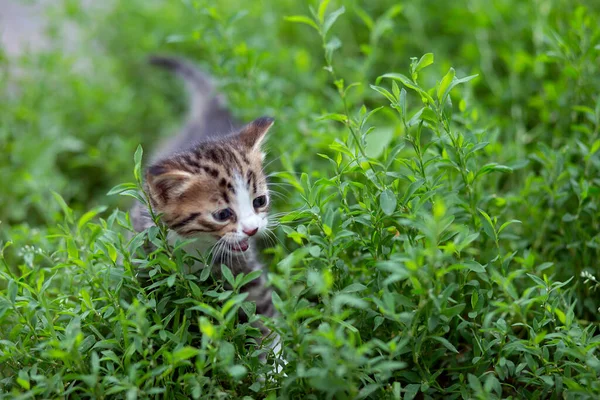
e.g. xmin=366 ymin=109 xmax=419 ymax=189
xmin=1 ymin=0 xmax=600 ymax=398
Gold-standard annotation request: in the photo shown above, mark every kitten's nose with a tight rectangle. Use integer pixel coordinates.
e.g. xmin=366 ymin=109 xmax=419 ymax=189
xmin=243 ymin=227 xmax=258 ymax=237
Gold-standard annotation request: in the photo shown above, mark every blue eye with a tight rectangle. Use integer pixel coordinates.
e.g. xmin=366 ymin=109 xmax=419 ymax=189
xmin=253 ymin=195 xmax=267 ymax=208
xmin=213 ymin=208 xmax=233 ymax=222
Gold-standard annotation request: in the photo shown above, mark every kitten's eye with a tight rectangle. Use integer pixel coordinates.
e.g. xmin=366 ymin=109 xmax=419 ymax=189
xmin=213 ymin=208 xmax=233 ymax=222
xmin=253 ymin=195 xmax=267 ymax=209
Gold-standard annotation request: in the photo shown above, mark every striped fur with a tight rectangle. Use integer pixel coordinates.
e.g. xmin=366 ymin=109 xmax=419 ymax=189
xmin=131 ymin=56 xmax=277 ymax=323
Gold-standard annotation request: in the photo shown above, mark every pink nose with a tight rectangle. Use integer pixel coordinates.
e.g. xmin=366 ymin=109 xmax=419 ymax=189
xmin=243 ymin=227 xmax=258 ymax=237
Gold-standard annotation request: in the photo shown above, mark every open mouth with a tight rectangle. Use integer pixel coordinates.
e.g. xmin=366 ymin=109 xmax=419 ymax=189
xmin=228 ymin=239 xmax=249 ymax=252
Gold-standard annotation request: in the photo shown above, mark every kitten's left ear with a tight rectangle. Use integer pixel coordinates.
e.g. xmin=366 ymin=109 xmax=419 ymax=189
xmin=238 ymin=116 xmax=274 ymax=150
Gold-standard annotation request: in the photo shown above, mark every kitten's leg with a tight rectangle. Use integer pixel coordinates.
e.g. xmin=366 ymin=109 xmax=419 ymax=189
xmin=241 ymin=274 xmax=287 ymax=374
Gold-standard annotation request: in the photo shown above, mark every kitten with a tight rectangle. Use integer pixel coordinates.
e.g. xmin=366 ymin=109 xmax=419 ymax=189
xmin=130 ymin=55 xmax=279 ymax=352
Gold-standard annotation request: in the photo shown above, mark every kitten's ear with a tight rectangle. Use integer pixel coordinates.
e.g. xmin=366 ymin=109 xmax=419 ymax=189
xmin=237 ymin=116 xmax=274 ymax=150
xmin=145 ymin=163 xmax=193 ymax=204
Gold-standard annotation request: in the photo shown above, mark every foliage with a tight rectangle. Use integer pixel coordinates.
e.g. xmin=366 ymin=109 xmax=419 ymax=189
xmin=1 ymin=0 xmax=600 ymax=398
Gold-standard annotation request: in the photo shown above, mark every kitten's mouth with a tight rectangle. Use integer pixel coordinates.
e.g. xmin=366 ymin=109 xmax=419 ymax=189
xmin=228 ymin=239 xmax=249 ymax=252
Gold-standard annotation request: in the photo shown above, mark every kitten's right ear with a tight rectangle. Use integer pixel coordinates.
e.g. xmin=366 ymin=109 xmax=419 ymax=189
xmin=237 ymin=116 xmax=274 ymax=150
xmin=145 ymin=163 xmax=193 ymax=204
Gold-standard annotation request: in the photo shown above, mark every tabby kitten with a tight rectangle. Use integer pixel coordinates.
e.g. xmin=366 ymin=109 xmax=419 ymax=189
xmin=131 ymin=55 xmax=277 ymax=324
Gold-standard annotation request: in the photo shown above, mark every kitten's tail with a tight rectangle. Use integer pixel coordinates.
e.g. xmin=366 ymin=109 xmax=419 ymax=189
xmin=148 ymin=55 xmax=214 ymax=94
xmin=148 ymin=55 xmax=234 ymax=136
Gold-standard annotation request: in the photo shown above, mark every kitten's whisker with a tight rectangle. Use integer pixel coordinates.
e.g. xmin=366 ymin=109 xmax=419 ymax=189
xmin=259 ymin=226 xmax=277 ymax=247
xmin=275 ymin=218 xmax=312 ymax=226
xmin=263 ymin=228 xmax=287 ymax=251
xmin=261 ymin=232 xmax=275 ymax=248
xmin=268 ymin=192 xmax=287 ymax=201
xmin=209 ymin=241 xmax=221 ymax=266
xmin=207 ymin=238 xmax=221 ymax=257
xmin=215 ymin=238 xmax=228 ymax=267
xmin=267 ymin=170 xmax=303 ymax=178
xmin=261 ymin=229 xmax=278 ymax=249
xmin=267 ymin=185 xmax=292 ymax=195
xmin=266 ymin=180 xmax=295 ymax=188
xmin=266 ymin=215 xmax=281 ymax=223
xmin=263 ymin=155 xmax=282 ymax=170
xmin=268 ymin=211 xmax=295 ymax=217
xmin=266 ymin=184 xmax=295 ymax=194
xmin=268 ymin=209 xmax=307 ymax=219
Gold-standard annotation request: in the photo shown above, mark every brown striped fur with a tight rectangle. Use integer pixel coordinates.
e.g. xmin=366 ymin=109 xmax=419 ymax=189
xmin=145 ymin=121 xmax=271 ymax=240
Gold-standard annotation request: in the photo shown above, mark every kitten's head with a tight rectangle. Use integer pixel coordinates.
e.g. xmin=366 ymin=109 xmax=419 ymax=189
xmin=145 ymin=117 xmax=274 ymax=254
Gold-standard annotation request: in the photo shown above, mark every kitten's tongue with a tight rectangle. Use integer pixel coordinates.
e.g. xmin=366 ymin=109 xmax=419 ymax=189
xmin=230 ymin=239 xmax=249 ymax=252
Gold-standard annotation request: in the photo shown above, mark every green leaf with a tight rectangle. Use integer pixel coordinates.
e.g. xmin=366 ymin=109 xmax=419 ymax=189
xmin=399 ymin=87 xmax=407 ymax=118
xmin=239 ymin=270 xmax=263 ymax=288
xmin=373 ymin=361 xmax=407 ymax=372
xmin=322 ymin=6 xmax=345 ymax=37
xmin=401 ymin=179 xmax=425 ymax=205
xmin=285 ymin=15 xmax=319 ymax=31
xmin=172 ymin=346 xmax=200 ymax=362
xmin=404 ymin=384 xmax=420 ymax=400
xmin=468 ymin=374 xmax=483 ymax=392
xmin=357 ymin=384 xmax=381 ymax=399
xmin=431 ymin=336 xmax=459 ymax=353
xmin=380 ymin=189 xmax=397 ymax=216
xmin=317 ymin=0 xmax=330 ymax=23
xmin=106 ymin=182 xmax=139 ymax=196
xmin=51 ymin=190 xmax=73 ymax=224
xmin=222 ymin=293 xmax=248 ymax=316
xmin=249 ymin=381 xmax=262 ymax=392
xmin=278 ymin=247 xmax=310 ymax=271
xmin=586 ymin=139 xmax=600 ymax=160
xmin=134 ymin=145 xmax=143 ymax=182
xmin=200 ymin=266 xmax=211 ymax=282
xmin=413 ymin=53 xmax=434 ymax=74
xmin=437 ymin=67 xmax=455 ymax=101
xmin=189 ymin=281 xmax=202 ymax=298
xmin=420 ymin=108 xmax=438 ymax=124
xmin=308 ymin=245 xmax=321 ymax=257
xmin=498 ymin=219 xmax=521 ymax=234
xmin=471 ymin=290 xmax=479 ymax=309
xmin=407 ymin=107 xmax=425 ymax=127
xmin=77 ymin=206 xmax=107 ymax=231
xmin=167 ymin=274 xmax=176 ymax=287
xmin=527 ymin=273 xmax=547 ymax=287
xmin=190 ymin=304 xmax=223 ymax=322
xmin=341 ymin=283 xmax=367 ymax=293
xmin=475 ymin=163 xmax=513 ymax=179
xmin=441 ymin=73 xmax=479 ymax=101
xmin=379 ymin=73 xmax=435 ymax=105
xmin=228 ymin=365 xmax=247 ymax=380
xmin=4 ymin=275 xmax=20 ymax=307
xmin=484 ymin=374 xmax=502 ymax=395
xmin=221 ymin=265 xmax=236 ymax=288
xmin=317 ymin=113 xmax=348 ymax=123
xmin=16 ymin=375 xmax=30 ymax=390
xmin=478 ymin=209 xmax=496 ymax=241
xmin=67 ymin=238 xmax=79 ymax=259
xmin=332 ymin=293 xmax=369 ymax=313
xmin=392 ymin=80 xmax=400 ymax=99
xmin=370 ymin=84 xmax=396 ymax=103
xmin=562 ymin=213 xmax=578 ymax=222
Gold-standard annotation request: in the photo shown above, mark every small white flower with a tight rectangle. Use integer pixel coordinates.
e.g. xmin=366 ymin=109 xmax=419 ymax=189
xmin=581 ymin=270 xmax=597 ymax=283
